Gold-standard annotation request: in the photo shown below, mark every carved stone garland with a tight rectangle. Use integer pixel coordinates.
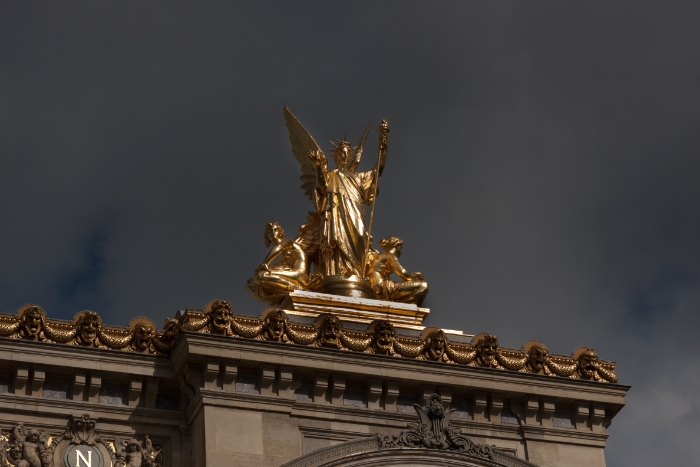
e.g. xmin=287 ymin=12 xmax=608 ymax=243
xmin=0 ymin=302 xmax=618 ymax=383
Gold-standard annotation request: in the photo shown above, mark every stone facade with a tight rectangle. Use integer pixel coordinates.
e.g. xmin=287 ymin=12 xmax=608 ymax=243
xmin=0 ymin=302 xmax=628 ymax=467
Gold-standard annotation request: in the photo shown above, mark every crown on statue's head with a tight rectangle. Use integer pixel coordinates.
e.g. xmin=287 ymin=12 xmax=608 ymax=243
xmin=330 ymin=139 xmax=353 ymax=150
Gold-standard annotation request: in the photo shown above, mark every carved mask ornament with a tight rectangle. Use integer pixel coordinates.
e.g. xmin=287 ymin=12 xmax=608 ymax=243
xmin=209 ymin=301 xmax=232 ymax=335
xmin=133 ymin=324 xmax=155 ymax=351
xmin=264 ymin=309 xmax=287 ymax=341
xmin=476 ymin=335 xmax=499 ymax=366
xmin=528 ymin=345 xmax=549 ymax=373
xmin=77 ymin=313 xmax=101 ymax=345
xmin=373 ymin=321 xmax=395 ymax=354
xmin=22 ymin=307 xmax=44 ymax=338
xmin=318 ymin=314 xmax=342 ymax=348
xmin=577 ymin=348 xmax=599 ymax=379
xmin=425 ymin=330 xmax=447 ymax=360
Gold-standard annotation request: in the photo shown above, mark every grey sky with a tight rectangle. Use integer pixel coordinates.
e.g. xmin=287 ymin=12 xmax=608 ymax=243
xmin=1 ymin=2 xmax=699 ymax=465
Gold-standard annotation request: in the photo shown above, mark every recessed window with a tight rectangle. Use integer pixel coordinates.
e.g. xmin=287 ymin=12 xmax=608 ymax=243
xmin=396 ymin=393 xmax=418 ymax=413
xmin=501 ymin=403 xmax=520 ymax=425
xmin=235 ymin=372 xmax=259 ymax=394
xmin=552 ymin=411 xmax=575 ymax=429
xmin=99 ymin=386 xmax=126 ymax=405
xmin=155 ymin=393 xmax=179 ymax=411
xmin=451 ymin=400 xmax=473 ymax=420
xmin=0 ymin=377 xmax=10 ymax=394
xmin=293 ymin=380 xmax=313 ymax=403
xmin=43 ymin=381 xmax=70 ymax=399
xmin=343 ymin=385 xmax=367 ymax=408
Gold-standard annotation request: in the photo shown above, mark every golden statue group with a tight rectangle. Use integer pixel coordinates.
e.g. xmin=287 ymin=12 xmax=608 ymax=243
xmin=247 ymin=107 xmax=429 ymax=307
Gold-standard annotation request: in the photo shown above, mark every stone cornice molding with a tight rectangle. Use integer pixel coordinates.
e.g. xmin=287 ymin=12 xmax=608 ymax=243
xmin=172 ymin=332 xmax=628 ymax=406
xmin=0 ymin=302 xmax=618 ymax=384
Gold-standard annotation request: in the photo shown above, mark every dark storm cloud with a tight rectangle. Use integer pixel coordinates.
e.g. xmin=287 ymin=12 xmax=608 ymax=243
xmin=1 ymin=1 xmax=699 ymax=464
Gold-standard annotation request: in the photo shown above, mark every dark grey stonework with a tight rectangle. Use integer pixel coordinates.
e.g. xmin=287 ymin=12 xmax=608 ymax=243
xmin=43 ymin=380 xmax=70 ymax=399
xmin=235 ymin=373 xmax=259 ymax=394
xmin=99 ymin=386 xmax=126 ymax=405
xmin=552 ymin=412 xmax=575 ymax=429
xmin=294 ymin=380 xmax=313 ymax=402
xmin=396 ymin=394 xmax=417 ymax=413
xmin=0 ymin=376 xmax=10 ymax=394
xmin=343 ymin=387 xmax=367 ymax=408
xmin=156 ymin=393 xmax=179 ymax=411
xmin=451 ymin=400 xmax=473 ymax=420
xmin=501 ymin=406 xmax=519 ymax=425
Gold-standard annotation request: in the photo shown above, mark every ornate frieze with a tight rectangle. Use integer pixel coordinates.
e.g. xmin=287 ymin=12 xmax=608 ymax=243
xmin=0 ymin=302 xmax=617 ymax=383
xmin=0 ymin=415 xmax=161 ymax=467
xmin=0 ymin=306 xmax=174 ymax=355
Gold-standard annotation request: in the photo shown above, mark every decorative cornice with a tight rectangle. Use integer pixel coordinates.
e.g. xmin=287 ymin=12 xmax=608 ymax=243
xmin=0 ymin=301 xmax=618 ymax=383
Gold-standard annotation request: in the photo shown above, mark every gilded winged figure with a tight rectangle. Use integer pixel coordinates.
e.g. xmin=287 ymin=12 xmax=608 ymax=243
xmin=284 ymin=106 xmax=387 ymax=278
xmin=247 ymin=107 xmax=428 ymax=305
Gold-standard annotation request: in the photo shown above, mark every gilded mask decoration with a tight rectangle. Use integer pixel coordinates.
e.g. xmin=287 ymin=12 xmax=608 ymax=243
xmin=208 ymin=300 xmax=233 ymax=335
xmin=21 ymin=305 xmax=45 ymax=339
xmin=75 ymin=312 xmax=102 ymax=346
xmin=424 ymin=330 xmax=447 ymax=361
xmin=576 ymin=348 xmax=599 ymax=380
xmin=524 ymin=341 xmax=549 ymax=374
xmin=132 ymin=323 xmax=155 ymax=351
xmin=475 ymin=334 xmax=499 ymax=366
xmin=316 ymin=314 xmax=342 ymax=348
xmin=372 ymin=320 xmax=395 ymax=355
xmin=0 ymin=303 xmax=618 ymax=383
xmin=263 ymin=309 xmax=288 ymax=341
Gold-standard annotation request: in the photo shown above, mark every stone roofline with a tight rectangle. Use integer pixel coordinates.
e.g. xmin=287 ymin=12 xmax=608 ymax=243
xmin=0 ymin=300 xmax=618 ymax=384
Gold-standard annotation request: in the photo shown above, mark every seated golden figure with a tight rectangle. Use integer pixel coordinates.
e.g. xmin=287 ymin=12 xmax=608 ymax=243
xmin=368 ymin=236 xmax=429 ymax=306
xmin=246 ymin=222 xmax=310 ymax=305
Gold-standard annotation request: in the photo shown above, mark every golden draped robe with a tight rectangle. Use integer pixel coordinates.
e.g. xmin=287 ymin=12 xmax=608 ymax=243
xmin=319 ymin=167 xmax=377 ymax=277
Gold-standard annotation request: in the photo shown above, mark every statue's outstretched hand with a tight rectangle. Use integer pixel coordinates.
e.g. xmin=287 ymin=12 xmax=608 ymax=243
xmin=307 ymin=150 xmax=327 ymax=168
xmin=412 ymin=272 xmax=424 ymax=281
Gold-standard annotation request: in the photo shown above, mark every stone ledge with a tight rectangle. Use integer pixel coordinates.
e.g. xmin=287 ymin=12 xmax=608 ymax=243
xmin=173 ymin=333 xmax=629 ymax=404
xmin=282 ymin=290 xmax=431 ymax=329
xmin=521 ymin=425 xmax=609 ymax=447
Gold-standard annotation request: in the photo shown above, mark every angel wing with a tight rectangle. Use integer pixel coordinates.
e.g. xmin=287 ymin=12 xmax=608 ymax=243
xmin=283 ymin=106 xmax=323 ymax=203
xmin=413 ymin=404 xmax=431 ymax=431
xmin=348 ymin=122 xmax=372 ymax=172
xmin=295 ymin=211 xmax=321 ymax=261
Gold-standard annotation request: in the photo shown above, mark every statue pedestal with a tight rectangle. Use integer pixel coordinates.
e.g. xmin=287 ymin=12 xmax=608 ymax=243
xmin=280 ymin=290 xmax=430 ymax=330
